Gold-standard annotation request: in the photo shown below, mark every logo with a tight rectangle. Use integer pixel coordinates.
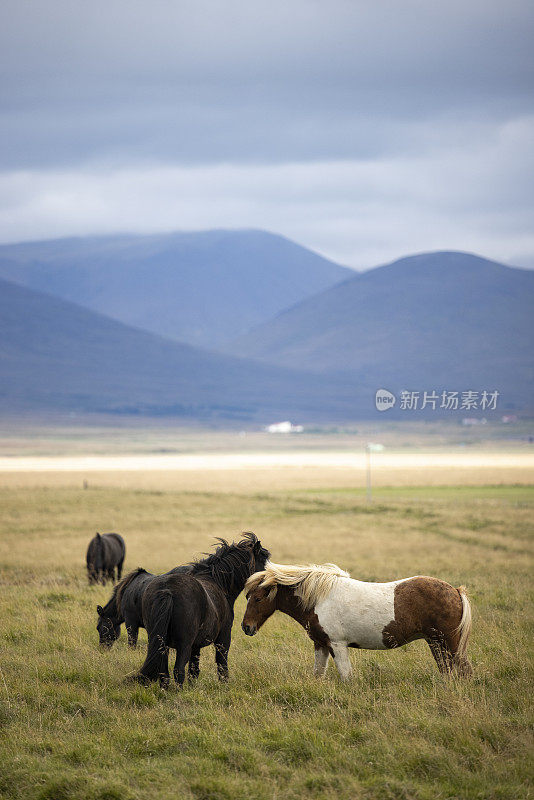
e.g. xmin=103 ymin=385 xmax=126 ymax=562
xmin=373 ymin=388 xmax=500 ymax=413
xmin=375 ymin=389 xmax=396 ymax=411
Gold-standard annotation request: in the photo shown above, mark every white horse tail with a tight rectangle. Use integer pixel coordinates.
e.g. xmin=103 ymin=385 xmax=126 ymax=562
xmin=455 ymin=586 xmax=472 ymax=659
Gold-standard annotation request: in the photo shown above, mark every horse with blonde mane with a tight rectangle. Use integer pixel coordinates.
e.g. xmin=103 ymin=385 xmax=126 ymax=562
xmin=242 ymin=562 xmax=472 ymax=679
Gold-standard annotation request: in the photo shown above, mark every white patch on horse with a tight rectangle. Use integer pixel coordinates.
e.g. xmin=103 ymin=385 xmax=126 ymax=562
xmin=314 ymin=577 xmax=413 ymax=650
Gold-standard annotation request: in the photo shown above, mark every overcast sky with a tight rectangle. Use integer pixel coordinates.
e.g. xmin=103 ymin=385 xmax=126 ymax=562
xmin=1 ymin=0 xmax=533 ymax=269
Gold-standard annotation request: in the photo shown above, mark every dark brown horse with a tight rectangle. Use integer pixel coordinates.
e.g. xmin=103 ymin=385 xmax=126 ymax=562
xmin=86 ymin=532 xmax=125 ymax=585
xmin=130 ymin=533 xmax=270 ymax=687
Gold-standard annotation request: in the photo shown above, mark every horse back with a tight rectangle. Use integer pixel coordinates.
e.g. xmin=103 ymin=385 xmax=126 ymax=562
xmin=101 ymin=533 xmax=125 ymax=566
xmin=104 ymin=532 xmax=125 ymax=555
xmin=379 ymin=576 xmax=464 ymax=648
xmin=143 ymin=573 xmax=230 ymax=648
xmin=120 ymin=571 xmax=155 ymax=624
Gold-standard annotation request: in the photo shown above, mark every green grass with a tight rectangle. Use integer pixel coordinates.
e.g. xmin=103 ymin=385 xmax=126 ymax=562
xmin=0 ymin=484 xmax=533 ymax=799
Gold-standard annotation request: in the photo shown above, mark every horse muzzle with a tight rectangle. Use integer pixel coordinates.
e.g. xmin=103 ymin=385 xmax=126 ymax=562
xmin=241 ymin=622 xmax=257 ymax=636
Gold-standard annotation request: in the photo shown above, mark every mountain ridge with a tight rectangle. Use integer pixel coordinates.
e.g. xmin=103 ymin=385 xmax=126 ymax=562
xmin=1 ymin=241 xmax=532 ymax=419
xmin=0 ymin=229 xmax=352 ymax=349
xmin=0 ymin=275 xmax=357 ymax=420
xmin=229 ymin=250 xmax=534 ymax=411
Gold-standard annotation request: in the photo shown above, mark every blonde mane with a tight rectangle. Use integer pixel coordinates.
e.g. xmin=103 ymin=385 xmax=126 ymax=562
xmin=245 ymin=561 xmax=350 ymax=611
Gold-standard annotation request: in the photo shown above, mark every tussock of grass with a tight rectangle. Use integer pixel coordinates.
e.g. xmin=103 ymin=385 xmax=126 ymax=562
xmin=0 ymin=484 xmax=532 ymax=799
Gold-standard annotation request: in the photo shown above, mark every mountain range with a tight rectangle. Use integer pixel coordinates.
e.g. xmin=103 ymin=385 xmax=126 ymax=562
xmin=0 ymin=276 xmax=357 ymax=420
xmin=0 ymin=230 xmax=351 ymax=348
xmin=230 ymin=251 xmax=534 ymax=410
xmin=0 ymin=231 xmax=532 ymax=420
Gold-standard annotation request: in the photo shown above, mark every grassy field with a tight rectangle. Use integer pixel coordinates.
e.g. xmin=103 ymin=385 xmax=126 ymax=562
xmin=0 ymin=477 xmax=533 ymax=799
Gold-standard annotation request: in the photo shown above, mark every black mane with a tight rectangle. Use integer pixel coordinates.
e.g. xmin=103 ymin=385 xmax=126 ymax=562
xmin=129 ymin=533 xmax=270 ymax=686
xmin=115 ymin=567 xmax=149 ymax=609
xmin=187 ymin=533 xmax=267 ymax=595
xmin=98 ymin=567 xmax=148 ymax=618
xmin=100 ymin=585 xmax=120 ymax=617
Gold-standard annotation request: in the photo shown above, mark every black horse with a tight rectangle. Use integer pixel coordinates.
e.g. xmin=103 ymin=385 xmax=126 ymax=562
xmin=86 ymin=532 xmax=125 ymax=585
xmin=96 ymin=565 xmax=191 ymax=648
xmin=130 ymin=532 xmax=270 ymax=687
xmin=97 ymin=568 xmax=155 ymax=648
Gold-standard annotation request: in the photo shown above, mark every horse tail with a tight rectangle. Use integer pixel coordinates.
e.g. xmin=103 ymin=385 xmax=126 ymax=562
xmin=455 ymin=586 xmax=472 ymax=660
xmin=139 ymin=589 xmax=173 ymax=680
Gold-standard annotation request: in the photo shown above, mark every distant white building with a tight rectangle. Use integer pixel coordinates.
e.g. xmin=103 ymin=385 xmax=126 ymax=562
xmin=265 ymin=421 xmax=304 ymax=433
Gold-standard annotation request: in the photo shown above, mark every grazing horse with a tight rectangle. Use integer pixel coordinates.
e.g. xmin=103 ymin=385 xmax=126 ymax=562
xmin=97 ymin=568 xmax=155 ymax=648
xmin=96 ymin=565 xmax=192 ymax=648
xmin=130 ymin=533 xmax=270 ymax=687
xmin=86 ymin=532 xmax=125 ymax=585
xmin=242 ymin=563 xmax=473 ymax=679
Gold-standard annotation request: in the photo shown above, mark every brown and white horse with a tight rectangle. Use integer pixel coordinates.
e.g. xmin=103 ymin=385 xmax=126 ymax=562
xmin=242 ymin=563 xmax=473 ymax=679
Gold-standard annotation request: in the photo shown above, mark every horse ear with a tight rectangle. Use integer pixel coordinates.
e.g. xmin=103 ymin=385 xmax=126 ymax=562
xmin=96 ymin=532 xmax=101 ymax=539
xmin=96 ymin=605 xmax=103 ymax=615
xmin=254 ymin=539 xmax=266 ymax=556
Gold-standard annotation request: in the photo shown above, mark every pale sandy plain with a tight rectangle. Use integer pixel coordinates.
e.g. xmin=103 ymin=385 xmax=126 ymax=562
xmin=1 ymin=450 xmax=533 ymax=491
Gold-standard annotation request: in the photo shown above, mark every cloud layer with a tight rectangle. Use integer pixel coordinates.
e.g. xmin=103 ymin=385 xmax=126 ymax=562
xmin=1 ymin=0 xmax=533 ymax=267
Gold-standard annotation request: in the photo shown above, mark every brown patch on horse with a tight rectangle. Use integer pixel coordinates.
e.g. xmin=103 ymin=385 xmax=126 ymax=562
xmin=382 ymin=577 xmax=463 ymax=649
xmin=276 ymin=586 xmax=334 ymax=655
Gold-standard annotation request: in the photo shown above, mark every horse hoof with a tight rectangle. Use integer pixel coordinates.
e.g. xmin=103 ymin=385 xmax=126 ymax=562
xmin=124 ymin=672 xmax=151 ymax=686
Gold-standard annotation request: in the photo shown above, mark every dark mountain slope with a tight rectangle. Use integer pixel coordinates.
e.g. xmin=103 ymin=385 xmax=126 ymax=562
xmin=230 ymin=252 xmax=534 ymax=409
xmin=0 ymin=230 xmax=352 ymax=348
xmin=0 ymin=277 xmax=356 ymax=420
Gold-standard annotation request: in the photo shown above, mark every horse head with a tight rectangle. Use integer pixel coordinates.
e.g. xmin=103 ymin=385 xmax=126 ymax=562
xmin=96 ymin=603 xmax=121 ymax=648
xmin=242 ymin=573 xmax=278 ymax=636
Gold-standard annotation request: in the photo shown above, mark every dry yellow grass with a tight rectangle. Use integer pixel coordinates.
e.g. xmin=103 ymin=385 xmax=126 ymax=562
xmin=0 ymin=453 xmax=532 ymax=799
xmin=0 ymin=450 xmax=533 ymax=493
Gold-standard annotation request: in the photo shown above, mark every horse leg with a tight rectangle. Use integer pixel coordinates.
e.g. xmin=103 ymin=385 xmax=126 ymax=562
xmin=117 ymin=559 xmax=124 ymax=582
xmin=129 ymin=631 xmax=168 ymax=686
xmin=314 ymin=644 xmax=330 ymax=677
xmin=452 ymin=653 xmax=473 ymax=677
xmin=214 ymin=632 xmax=231 ymax=682
xmin=188 ymin=646 xmax=201 ymax=681
xmin=126 ymin=623 xmax=139 ymax=649
xmin=158 ymin=648 xmax=170 ymax=688
xmin=331 ymin=643 xmax=352 ymax=682
xmin=426 ymin=629 xmax=453 ymax=675
xmin=173 ymin=642 xmax=193 ymax=687
xmin=108 ymin=567 xmax=115 ymax=584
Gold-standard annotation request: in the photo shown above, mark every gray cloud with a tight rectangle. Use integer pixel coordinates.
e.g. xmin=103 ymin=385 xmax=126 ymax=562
xmin=1 ymin=116 xmax=532 ymax=268
xmin=0 ymin=0 xmax=533 ymax=267
xmin=1 ymin=0 xmax=533 ymax=167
